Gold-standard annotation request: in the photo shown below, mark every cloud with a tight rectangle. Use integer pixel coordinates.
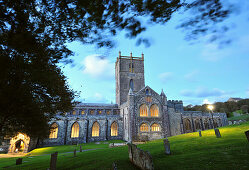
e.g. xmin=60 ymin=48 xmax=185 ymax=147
xmin=85 ymin=93 xmax=110 ymax=103
xmin=202 ymin=99 xmax=213 ymax=105
xmin=159 ymin=72 xmax=173 ymax=83
xmin=184 ymin=70 xmax=199 ymax=82
xmin=201 ymin=43 xmax=230 ymax=62
xmin=180 ymin=87 xmax=227 ymax=98
xmin=82 ymin=54 xmax=114 ymax=79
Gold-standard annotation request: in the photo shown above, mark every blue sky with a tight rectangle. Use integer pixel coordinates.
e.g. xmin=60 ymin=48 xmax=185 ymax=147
xmin=61 ymin=1 xmax=249 ymax=106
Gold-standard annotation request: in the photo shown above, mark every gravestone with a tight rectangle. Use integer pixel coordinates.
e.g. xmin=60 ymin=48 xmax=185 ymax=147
xmin=163 ymin=139 xmax=171 ymax=155
xmin=198 ymin=130 xmax=202 ymax=137
xmin=16 ymin=158 xmax=22 ymax=165
xmin=50 ymin=152 xmax=58 ymax=170
xmin=214 ymin=128 xmax=221 ymax=138
xmin=128 ymin=143 xmax=154 ymax=170
xmin=112 ymin=162 xmax=118 ymax=170
xmin=245 ymin=130 xmax=249 ymax=142
xmin=80 ymin=145 xmax=82 ymax=152
xmin=74 ymin=149 xmax=76 ymax=157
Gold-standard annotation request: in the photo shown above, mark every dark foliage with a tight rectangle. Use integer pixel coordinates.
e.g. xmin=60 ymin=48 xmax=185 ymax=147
xmin=184 ymin=99 xmax=249 ymax=117
xmin=0 ymin=0 xmax=235 ymax=138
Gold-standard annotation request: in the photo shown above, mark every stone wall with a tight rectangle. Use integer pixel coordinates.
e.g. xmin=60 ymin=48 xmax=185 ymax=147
xmin=128 ymin=143 xmax=154 ymax=170
xmin=39 ymin=104 xmax=123 ymax=147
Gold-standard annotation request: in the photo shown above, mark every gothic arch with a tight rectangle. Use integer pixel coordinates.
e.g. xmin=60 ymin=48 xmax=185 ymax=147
xmin=92 ymin=121 xmax=100 ymax=137
xmin=204 ymin=119 xmax=209 ymax=129
xmin=140 ymin=104 xmax=148 ymax=117
xmin=140 ymin=123 xmax=149 ymax=132
xmin=71 ymin=122 xmax=79 ymax=138
xmin=183 ymin=119 xmax=192 ymax=132
xmin=194 ymin=119 xmax=201 ymax=131
xmin=49 ymin=122 xmax=58 ymax=139
xmin=150 ymin=104 xmax=159 ymax=117
xmin=151 ymin=123 xmax=160 ymax=132
xmin=111 ymin=121 xmax=118 ymax=136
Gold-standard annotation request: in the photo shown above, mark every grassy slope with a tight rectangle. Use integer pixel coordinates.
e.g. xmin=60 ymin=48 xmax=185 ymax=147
xmin=0 ymin=123 xmax=248 ymax=170
xmin=227 ymin=114 xmax=249 ymax=121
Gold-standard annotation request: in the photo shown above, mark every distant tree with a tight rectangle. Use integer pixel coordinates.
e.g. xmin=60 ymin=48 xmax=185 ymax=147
xmin=241 ymin=105 xmax=248 ymax=114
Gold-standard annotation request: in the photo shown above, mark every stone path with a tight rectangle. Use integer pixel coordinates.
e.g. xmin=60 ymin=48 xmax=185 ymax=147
xmin=0 ymin=148 xmax=104 ymax=158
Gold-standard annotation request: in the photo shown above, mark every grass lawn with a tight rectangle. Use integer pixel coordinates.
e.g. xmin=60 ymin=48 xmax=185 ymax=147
xmin=0 ymin=122 xmax=248 ymax=170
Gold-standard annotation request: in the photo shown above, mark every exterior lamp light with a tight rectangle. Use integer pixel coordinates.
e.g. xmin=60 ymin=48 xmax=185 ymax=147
xmin=207 ymin=105 xmax=215 ymax=129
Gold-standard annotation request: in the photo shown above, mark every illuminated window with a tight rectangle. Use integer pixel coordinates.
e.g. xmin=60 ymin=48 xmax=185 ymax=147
xmin=150 ymin=104 xmax=159 ymax=117
xmin=92 ymin=122 xmax=100 ymax=137
xmin=151 ymin=124 xmax=160 ymax=132
xmin=49 ymin=123 xmax=58 ymax=139
xmin=71 ymin=122 xmax=79 ymax=138
xmin=140 ymin=104 xmax=148 ymax=117
xmin=81 ymin=110 xmax=85 ymax=115
xmin=111 ymin=122 xmax=118 ymax=136
xmin=72 ymin=110 xmax=76 ymax=115
xmin=106 ymin=110 xmax=111 ymax=115
xmin=90 ymin=110 xmax=94 ymax=114
xmin=140 ymin=123 xmax=149 ymax=132
xmin=98 ymin=110 xmax=102 ymax=114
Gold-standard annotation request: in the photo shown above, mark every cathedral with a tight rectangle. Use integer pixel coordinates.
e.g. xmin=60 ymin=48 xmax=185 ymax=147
xmin=4 ymin=52 xmax=228 ymax=153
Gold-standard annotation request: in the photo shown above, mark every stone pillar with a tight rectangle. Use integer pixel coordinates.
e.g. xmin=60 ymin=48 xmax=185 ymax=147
xmin=50 ymin=152 xmax=58 ymax=170
xmin=163 ymin=139 xmax=171 ymax=155
xmin=16 ymin=158 xmax=22 ymax=165
xmin=214 ymin=128 xmax=221 ymax=138
xmin=198 ymin=130 xmax=202 ymax=137
xmin=245 ymin=130 xmax=249 ymax=142
xmin=74 ymin=149 xmax=76 ymax=157
xmin=127 ymin=88 xmax=135 ymax=143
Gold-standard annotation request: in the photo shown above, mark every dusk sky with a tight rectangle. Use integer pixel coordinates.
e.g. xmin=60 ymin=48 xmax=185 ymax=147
xmin=61 ymin=1 xmax=249 ymax=106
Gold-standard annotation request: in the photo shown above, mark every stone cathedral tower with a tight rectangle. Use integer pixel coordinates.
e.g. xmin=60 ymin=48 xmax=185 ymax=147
xmin=115 ymin=52 xmax=145 ymax=105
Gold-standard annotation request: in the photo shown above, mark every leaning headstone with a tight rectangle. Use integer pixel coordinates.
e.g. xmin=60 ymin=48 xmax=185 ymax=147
xmin=245 ymin=130 xmax=249 ymax=142
xmin=214 ymin=128 xmax=221 ymax=138
xmin=80 ymin=145 xmax=82 ymax=152
xmin=50 ymin=152 xmax=58 ymax=170
xmin=198 ymin=130 xmax=202 ymax=137
xmin=16 ymin=158 xmax=22 ymax=165
xmin=163 ymin=139 xmax=171 ymax=155
xmin=74 ymin=149 xmax=76 ymax=157
xmin=112 ymin=162 xmax=118 ymax=170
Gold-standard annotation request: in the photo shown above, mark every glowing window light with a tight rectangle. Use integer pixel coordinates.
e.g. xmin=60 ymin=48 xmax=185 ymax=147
xmin=140 ymin=104 xmax=148 ymax=117
xmin=71 ymin=122 xmax=79 ymax=138
xmin=111 ymin=122 xmax=118 ymax=136
xmin=140 ymin=123 xmax=149 ymax=132
xmin=151 ymin=124 xmax=160 ymax=132
xmin=92 ymin=122 xmax=100 ymax=137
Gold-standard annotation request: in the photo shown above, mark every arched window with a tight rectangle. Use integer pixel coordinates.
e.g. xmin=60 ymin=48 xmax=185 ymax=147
xmin=140 ymin=123 xmax=149 ymax=132
xmin=92 ymin=122 xmax=100 ymax=137
xmin=150 ymin=104 xmax=159 ymax=117
xmin=71 ymin=122 xmax=79 ymax=138
xmin=151 ymin=123 xmax=160 ymax=132
xmin=140 ymin=104 xmax=148 ymax=117
xmin=111 ymin=122 xmax=118 ymax=136
xmin=129 ymin=79 xmax=134 ymax=90
xmin=183 ymin=119 xmax=191 ymax=132
xmin=194 ymin=119 xmax=201 ymax=130
xmin=49 ymin=123 xmax=58 ymax=139
xmin=204 ymin=119 xmax=209 ymax=129
xmin=146 ymin=89 xmax=149 ymax=95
